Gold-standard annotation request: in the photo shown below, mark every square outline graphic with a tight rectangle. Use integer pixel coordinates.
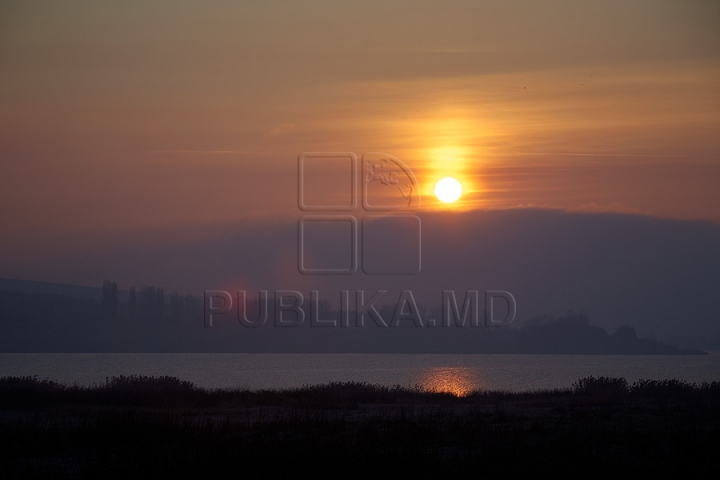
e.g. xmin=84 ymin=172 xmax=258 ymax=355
xmin=361 ymin=215 xmax=422 ymax=275
xmin=298 ymin=153 xmax=357 ymax=211
xmin=298 ymin=215 xmax=358 ymax=274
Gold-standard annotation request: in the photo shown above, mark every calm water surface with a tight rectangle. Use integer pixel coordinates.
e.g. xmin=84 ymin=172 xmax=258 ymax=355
xmin=2 ymin=353 xmax=719 ymax=394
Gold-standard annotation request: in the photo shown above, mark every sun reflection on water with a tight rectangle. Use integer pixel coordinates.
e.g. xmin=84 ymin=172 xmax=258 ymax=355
xmin=419 ymin=367 xmax=477 ymax=397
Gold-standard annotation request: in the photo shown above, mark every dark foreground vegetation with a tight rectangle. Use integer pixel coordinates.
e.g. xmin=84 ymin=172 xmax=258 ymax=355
xmin=1 ymin=375 xmax=719 ymax=478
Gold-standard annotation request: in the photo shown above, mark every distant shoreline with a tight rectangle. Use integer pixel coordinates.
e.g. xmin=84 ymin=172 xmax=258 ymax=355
xmin=1 ymin=279 xmax=715 ymax=355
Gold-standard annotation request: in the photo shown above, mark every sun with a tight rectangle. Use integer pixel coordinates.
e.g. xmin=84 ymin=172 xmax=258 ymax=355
xmin=435 ymin=177 xmax=462 ymax=203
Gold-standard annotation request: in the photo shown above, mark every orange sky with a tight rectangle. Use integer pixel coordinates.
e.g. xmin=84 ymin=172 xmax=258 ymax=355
xmin=1 ymin=0 xmax=719 ymax=253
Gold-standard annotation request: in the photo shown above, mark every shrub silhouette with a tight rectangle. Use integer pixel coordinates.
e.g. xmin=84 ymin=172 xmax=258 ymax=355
xmin=572 ymin=376 xmax=628 ymax=397
xmin=630 ymin=378 xmax=694 ymax=399
xmin=100 ymin=375 xmax=198 ymax=407
xmin=0 ymin=375 xmax=68 ymax=408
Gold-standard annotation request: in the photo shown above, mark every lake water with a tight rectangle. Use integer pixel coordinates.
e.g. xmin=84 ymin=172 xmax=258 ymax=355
xmin=2 ymin=353 xmax=720 ymax=394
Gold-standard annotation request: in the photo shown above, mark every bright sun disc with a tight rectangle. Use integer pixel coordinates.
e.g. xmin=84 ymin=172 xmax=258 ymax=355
xmin=435 ymin=177 xmax=462 ymax=203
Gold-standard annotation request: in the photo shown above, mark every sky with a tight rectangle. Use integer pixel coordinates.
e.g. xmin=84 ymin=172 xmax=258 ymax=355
xmin=0 ymin=1 xmax=719 ymax=335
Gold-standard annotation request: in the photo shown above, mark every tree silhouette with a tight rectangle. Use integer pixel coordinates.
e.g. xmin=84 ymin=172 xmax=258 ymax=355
xmin=140 ymin=286 xmax=156 ymax=322
xmin=128 ymin=286 xmax=137 ymax=321
xmin=170 ymin=291 xmax=183 ymax=323
xmin=156 ymin=287 xmax=165 ymax=322
xmin=101 ymin=280 xmax=119 ymax=319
